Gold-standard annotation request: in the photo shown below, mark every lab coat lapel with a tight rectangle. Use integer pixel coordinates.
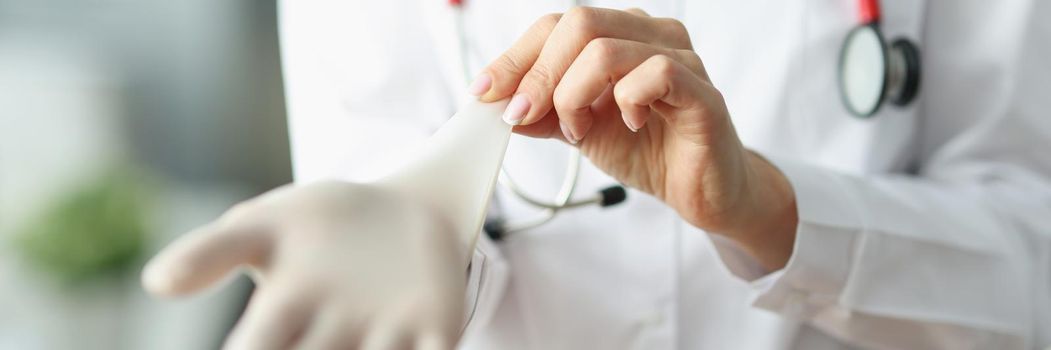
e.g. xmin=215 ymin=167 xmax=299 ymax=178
xmin=420 ymin=0 xmax=471 ymax=98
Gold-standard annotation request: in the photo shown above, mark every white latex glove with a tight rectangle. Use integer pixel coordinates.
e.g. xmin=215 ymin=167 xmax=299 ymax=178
xmin=142 ymin=99 xmax=512 ymax=350
xmin=143 ymin=181 xmax=465 ymax=350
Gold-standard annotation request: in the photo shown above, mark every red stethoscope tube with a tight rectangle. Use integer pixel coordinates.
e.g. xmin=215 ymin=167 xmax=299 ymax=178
xmin=857 ymin=0 xmax=881 ymax=24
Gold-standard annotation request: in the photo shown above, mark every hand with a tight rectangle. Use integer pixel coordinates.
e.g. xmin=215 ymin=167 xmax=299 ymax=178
xmin=472 ymin=7 xmax=798 ymax=270
xmin=142 ymin=181 xmax=466 ymax=350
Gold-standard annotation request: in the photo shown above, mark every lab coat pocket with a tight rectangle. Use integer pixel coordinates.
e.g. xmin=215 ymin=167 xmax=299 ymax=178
xmin=495 ymin=200 xmax=679 ymax=349
xmin=461 ymin=233 xmax=510 ymax=339
xmin=792 ymin=0 xmax=926 ymax=174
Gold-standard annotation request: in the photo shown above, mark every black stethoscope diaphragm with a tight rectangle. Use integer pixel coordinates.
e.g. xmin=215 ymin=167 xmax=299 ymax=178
xmin=837 ymin=1 xmax=921 ymax=118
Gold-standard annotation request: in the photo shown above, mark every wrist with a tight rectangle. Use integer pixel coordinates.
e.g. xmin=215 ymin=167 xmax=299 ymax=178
xmin=730 ymin=151 xmax=798 ymax=270
xmin=664 ymin=139 xmax=798 ymax=270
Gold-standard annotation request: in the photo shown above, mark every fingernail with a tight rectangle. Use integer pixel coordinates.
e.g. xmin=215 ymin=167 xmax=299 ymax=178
xmin=502 ymin=94 xmax=530 ymax=125
xmin=560 ymin=121 xmax=578 ymax=144
xmin=467 ymin=73 xmax=492 ymax=97
xmin=623 ymin=117 xmax=640 ymax=132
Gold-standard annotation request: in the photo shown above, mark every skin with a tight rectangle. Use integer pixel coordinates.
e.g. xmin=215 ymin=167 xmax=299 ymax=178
xmin=472 ymin=7 xmax=799 ymax=271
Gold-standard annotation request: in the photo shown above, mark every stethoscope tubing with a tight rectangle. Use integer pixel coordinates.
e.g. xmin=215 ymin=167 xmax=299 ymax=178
xmin=452 ymin=0 xmax=604 ymax=236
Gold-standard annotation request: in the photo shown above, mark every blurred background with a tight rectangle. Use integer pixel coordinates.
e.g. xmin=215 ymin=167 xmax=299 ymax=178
xmin=0 ymin=0 xmax=290 ymax=348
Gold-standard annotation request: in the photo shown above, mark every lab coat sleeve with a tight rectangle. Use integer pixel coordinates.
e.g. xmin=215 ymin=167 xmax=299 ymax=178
xmin=755 ymin=156 xmax=1048 ymax=349
xmin=711 ymin=2 xmax=1051 ymax=348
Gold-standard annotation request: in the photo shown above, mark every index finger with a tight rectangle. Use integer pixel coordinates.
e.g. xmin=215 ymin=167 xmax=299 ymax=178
xmin=476 ymin=13 xmax=562 ymax=102
xmin=492 ymin=7 xmax=692 ymax=126
xmin=141 ymin=206 xmax=273 ymax=297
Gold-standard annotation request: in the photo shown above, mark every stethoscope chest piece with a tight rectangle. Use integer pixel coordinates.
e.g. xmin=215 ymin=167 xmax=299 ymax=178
xmin=838 ymin=23 xmax=921 ymax=118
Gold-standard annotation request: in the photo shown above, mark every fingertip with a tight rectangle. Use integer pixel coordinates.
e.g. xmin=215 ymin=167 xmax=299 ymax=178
xmin=501 ymin=93 xmax=531 ymax=125
xmin=139 ymin=249 xmax=195 ymax=297
xmin=577 ymin=114 xmax=596 ymax=140
xmin=141 ymin=259 xmax=178 ymax=297
xmin=141 ymin=254 xmax=218 ymax=298
xmin=510 ymin=111 xmax=561 ymax=139
xmin=466 ymin=73 xmax=492 ymax=97
xmin=517 ymin=93 xmax=553 ymax=127
xmin=622 ymin=112 xmax=644 ymax=132
xmin=477 ymin=91 xmax=502 ymax=103
xmin=613 ymin=81 xmax=655 ymax=132
xmin=477 ymin=68 xmax=519 ymax=102
xmin=559 ymin=121 xmax=578 ymax=144
xmin=519 ymin=111 xmax=550 ymax=127
xmin=141 ymin=244 xmax=203 ymax=297
xmin=140 ymin=221 xmax=269 ymax=297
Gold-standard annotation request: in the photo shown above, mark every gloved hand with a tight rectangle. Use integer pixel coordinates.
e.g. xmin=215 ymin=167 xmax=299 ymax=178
xmin=142 ymin=181 xmax=467 ymax=350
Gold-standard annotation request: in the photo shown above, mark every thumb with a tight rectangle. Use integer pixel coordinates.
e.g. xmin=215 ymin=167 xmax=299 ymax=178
xmin=142 ymin=217 xmax=272 ymax=297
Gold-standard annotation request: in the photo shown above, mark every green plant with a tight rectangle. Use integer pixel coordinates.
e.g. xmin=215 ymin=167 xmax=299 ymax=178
xmin=15 ymin=167 xmax=153 ymax=285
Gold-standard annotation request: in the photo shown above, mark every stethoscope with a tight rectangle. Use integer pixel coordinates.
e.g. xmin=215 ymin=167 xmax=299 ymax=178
xmin=447 ymin=0 xmax=628 ymax=241
xmin=838 ymin=0 xmax=921 ymax=117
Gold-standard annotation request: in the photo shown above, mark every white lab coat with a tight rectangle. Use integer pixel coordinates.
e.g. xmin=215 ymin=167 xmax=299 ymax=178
xmin=277 ymin=0 xmax=1051 ymax=348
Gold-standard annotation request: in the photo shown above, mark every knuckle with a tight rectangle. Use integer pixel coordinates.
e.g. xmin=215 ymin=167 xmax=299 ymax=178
xmin=708 ymin=84 xmax=727 ymax=105
xmin=678 ymin=50 xmax=704 ymax=74
xmin=653 ymin=55 xmax=680 ymax=76
xmin=494 ymin=52 xmax=529 ymax=76
xmin=585 ymin=37 xmax=620 ymax=60
xmin=651 ymin=54 xmax=678 ymax=72
xmin=565 ymin=6 xmax=601 ymax=36
xmin=523 ymin=64 xmax=559 ymax=89
xmin=659 ymin=18 xmax=692 ymax=48
xmin=537 ymin=13 xmax=562 ymax=30
xmin=565 ymin=6 xmax=591 ymax=20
